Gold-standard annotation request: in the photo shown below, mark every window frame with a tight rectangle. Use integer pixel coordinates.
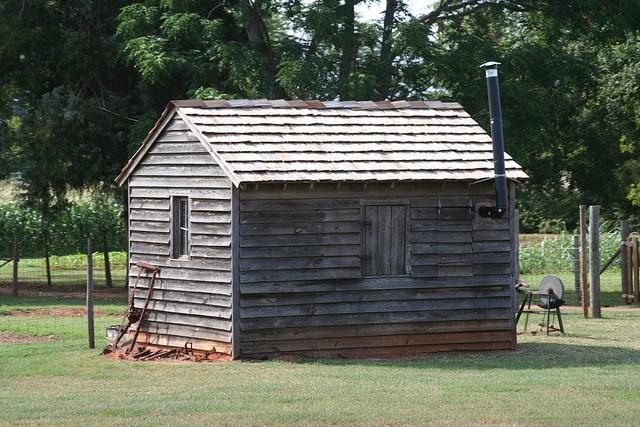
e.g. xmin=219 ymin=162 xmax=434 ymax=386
xmin=360 ymin=199 xmax=411 ymax=277
xmin=170 ymin=193 xmax=191 ymax=260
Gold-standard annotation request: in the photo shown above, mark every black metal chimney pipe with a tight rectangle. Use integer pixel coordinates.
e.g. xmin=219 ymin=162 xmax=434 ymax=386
xmin=478 ymin=61 xmax=508 ymax=219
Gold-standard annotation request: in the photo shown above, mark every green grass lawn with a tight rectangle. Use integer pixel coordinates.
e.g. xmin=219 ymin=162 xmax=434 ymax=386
xmin=1 ymin=295 xmax=639 ymax=426
xmin=0 ymin=253 xmax=127 ymax=287
xmin=0 ymin=294 xmax=126 ymax=316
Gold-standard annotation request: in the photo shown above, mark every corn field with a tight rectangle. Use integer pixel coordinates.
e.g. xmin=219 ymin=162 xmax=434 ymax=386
xmin=520 ymin=228 xmax=621 ymax=274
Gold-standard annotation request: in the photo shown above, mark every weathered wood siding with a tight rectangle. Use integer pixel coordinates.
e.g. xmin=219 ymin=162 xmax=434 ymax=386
xmin=128 ymin=115 xmax=232 ymax=353
xmin=237 ymin=182 xmax=516 ymax=358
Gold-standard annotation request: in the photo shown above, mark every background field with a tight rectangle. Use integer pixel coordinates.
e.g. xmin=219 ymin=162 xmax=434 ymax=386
xmin=0 ymin=294 xmax=639 ymax=426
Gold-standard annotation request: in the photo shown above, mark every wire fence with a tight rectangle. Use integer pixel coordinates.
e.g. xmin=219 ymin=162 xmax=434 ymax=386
xmin=0 ymin=251 xmax=127 ymax=287
xmin=519 ymin=230 xmax=628 ymax=307
xmin=0 ymin=232 xmax=630 ymax=296
xmin=0 ymin=235 xmax=127 ymax=289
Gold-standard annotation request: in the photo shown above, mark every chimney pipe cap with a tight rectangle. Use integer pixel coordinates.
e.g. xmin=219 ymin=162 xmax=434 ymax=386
xmin=480 ymin=61 xmax=501 ymax=69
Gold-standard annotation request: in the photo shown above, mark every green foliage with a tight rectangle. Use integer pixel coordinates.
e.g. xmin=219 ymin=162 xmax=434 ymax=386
xmin=517 ymin=185 xmax=583 ymax=233
xmin=0 ymin=0 xmax=138 ymax=212
xmin=0 ymin=199 xmax=126 ymax=258
xmin=117 ymin=1 xmax=250 ymax=97
xmin=123 ymin=36 xmax=185 ymax=84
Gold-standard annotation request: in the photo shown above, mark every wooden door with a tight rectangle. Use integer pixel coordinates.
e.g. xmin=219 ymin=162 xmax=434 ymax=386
xmin=363 ymin=205 xmax=407 ymax=276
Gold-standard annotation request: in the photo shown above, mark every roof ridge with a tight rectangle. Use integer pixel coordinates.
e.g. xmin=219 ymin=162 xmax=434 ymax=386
xmin=171 ymin=99 xmax=463 ymax=110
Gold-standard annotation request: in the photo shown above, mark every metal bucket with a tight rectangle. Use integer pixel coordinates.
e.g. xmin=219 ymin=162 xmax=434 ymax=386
xmin=106 ymin=325 xmax=120 ymax=342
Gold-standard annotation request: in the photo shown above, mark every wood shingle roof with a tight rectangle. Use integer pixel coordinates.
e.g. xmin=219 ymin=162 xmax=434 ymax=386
xmin=116 ymin=99 xmax=528 ymax=186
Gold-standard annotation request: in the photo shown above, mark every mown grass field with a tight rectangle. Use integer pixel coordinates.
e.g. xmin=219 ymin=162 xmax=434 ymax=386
xmin=1 ymin=294 xmax=639 ymax=426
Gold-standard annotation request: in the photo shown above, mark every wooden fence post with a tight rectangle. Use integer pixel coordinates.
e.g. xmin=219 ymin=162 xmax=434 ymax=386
xmin=12 ymin=237 xmax=19 ymax=297
xmin=634 ymin=236 xmax=640 ymax=303
xmin=589 ymin=206 xmax=601 ymax=318
xmin=43 ymin=229 xmax=52 ymax=286
xmin=627 ymin=237 xmax=634 ymax=304
xmin=579 ymin=205 xmax=589 ymax=318
xmin=87 ymin=238 xmax=95 ymax=349
xmin=573 ymin=235 xmax=581 ymax=304
xmin=620 ymin=220 xmax=630 ymax=304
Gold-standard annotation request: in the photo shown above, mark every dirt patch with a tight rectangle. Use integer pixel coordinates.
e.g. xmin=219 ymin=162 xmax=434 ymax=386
xmin=103 ymin=343 xmax=231 ymax=363
xmin=6 ymin=308 xmax=118 ymax=317
xmin=0 ymin=331 xmax=60 ymax=344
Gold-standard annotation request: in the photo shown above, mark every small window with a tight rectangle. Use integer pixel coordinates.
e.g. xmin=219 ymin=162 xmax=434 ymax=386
xmin=171 ymin=196 xmax=190 ymax=259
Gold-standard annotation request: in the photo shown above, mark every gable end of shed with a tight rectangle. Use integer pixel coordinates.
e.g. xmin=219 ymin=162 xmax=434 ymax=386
xmin=115 ymin=105 xmax=238 ymax=186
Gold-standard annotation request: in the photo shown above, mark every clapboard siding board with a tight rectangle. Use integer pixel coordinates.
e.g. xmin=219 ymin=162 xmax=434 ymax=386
xmin=241 ymin=286 xmax=511 ymax=307
xmin=128 ymin=116 xmax=233 ymax=351
xmin=129 ymin=256 xmax=232 ymax=271
xmin=236 ymin=181 xmax=517 ymax=357
xmin=240 ymin=319 xmax=512 ymax=341
xmin=133 ymin=278 xmax=232 ymax=296
xmin=132 ymin=288 xmax=232 ymax=306
xmin=241 ymin=297 xmax=512 ymax=319
xmin=240 ymin=274 xmax=515 ymax=294
xmin=240 ymin=339 xmax=513 ymax=358
xmin=135 ymin=331 xmax=231 ymax=354
xmin=240 ymin=308 xmax=513 ymax=330
xmin=240 ymin=182 xmax=497 ymax=200
xmin=142 ymin=321 xmax=231 ymax=343
xmin=241 ymin=330 xmax=513 ymax=354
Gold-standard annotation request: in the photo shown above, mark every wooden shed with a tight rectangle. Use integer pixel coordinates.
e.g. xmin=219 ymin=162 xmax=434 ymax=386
xmin=115 ymin=99 xmax=528 ymax=359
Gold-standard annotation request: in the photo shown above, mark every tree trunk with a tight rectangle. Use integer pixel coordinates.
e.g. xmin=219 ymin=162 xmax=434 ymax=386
xmin=237 ymin=0 xmax=285 ymax=98
xmin=338 ymin=0 xmax=356 ymax=100
xmin=102 ymin=229 xmax=112 ymax=288
xmin=376 ymin=0 xmax=397 ymax=100
xmin=12 ymin=236 xmax=19 ymax=297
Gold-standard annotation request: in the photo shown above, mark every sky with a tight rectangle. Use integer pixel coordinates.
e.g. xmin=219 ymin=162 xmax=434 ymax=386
xmin=355 ymin=0 xmax=432 ymax=21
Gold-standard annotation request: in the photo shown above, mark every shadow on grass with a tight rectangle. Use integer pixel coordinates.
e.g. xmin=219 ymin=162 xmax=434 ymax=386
xmin=287 ymin=341 xmax=640 ymax=370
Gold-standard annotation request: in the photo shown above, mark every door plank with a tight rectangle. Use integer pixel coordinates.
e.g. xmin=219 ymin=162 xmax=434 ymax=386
xmin=379 ymin=205 xmax=392 ymax=275
xmin=390 ymin=205 xmax=406 ymax=274
xmin=363 ymin=205 xmax=378 ymax=276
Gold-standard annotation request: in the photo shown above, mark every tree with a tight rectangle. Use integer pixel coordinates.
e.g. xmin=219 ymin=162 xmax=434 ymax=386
xmin=0 ymin=1 xmax=140 ymax=193
xmin=0 ymin=1 xmax=143 ymax=278
xmin=3 ymin=0 xmax=640 ymax=234
xmin=425 ymin=1 xmax=640 ymax=230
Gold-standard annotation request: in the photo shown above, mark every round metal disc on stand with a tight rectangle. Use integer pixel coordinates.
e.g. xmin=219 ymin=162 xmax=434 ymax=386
xmin=540 ymin=275 xmax=565 ymax=302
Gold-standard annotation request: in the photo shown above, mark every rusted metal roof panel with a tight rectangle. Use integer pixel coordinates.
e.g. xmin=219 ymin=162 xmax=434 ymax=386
xmin=121 ymin=99 xmax=528 ymax=184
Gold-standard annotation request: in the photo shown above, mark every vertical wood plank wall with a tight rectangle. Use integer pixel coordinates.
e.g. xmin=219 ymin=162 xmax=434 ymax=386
xmin=238 ymin=182 xmax=516 ymax=358
xmin=128 ymin=116 xmax=233 ymax=353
